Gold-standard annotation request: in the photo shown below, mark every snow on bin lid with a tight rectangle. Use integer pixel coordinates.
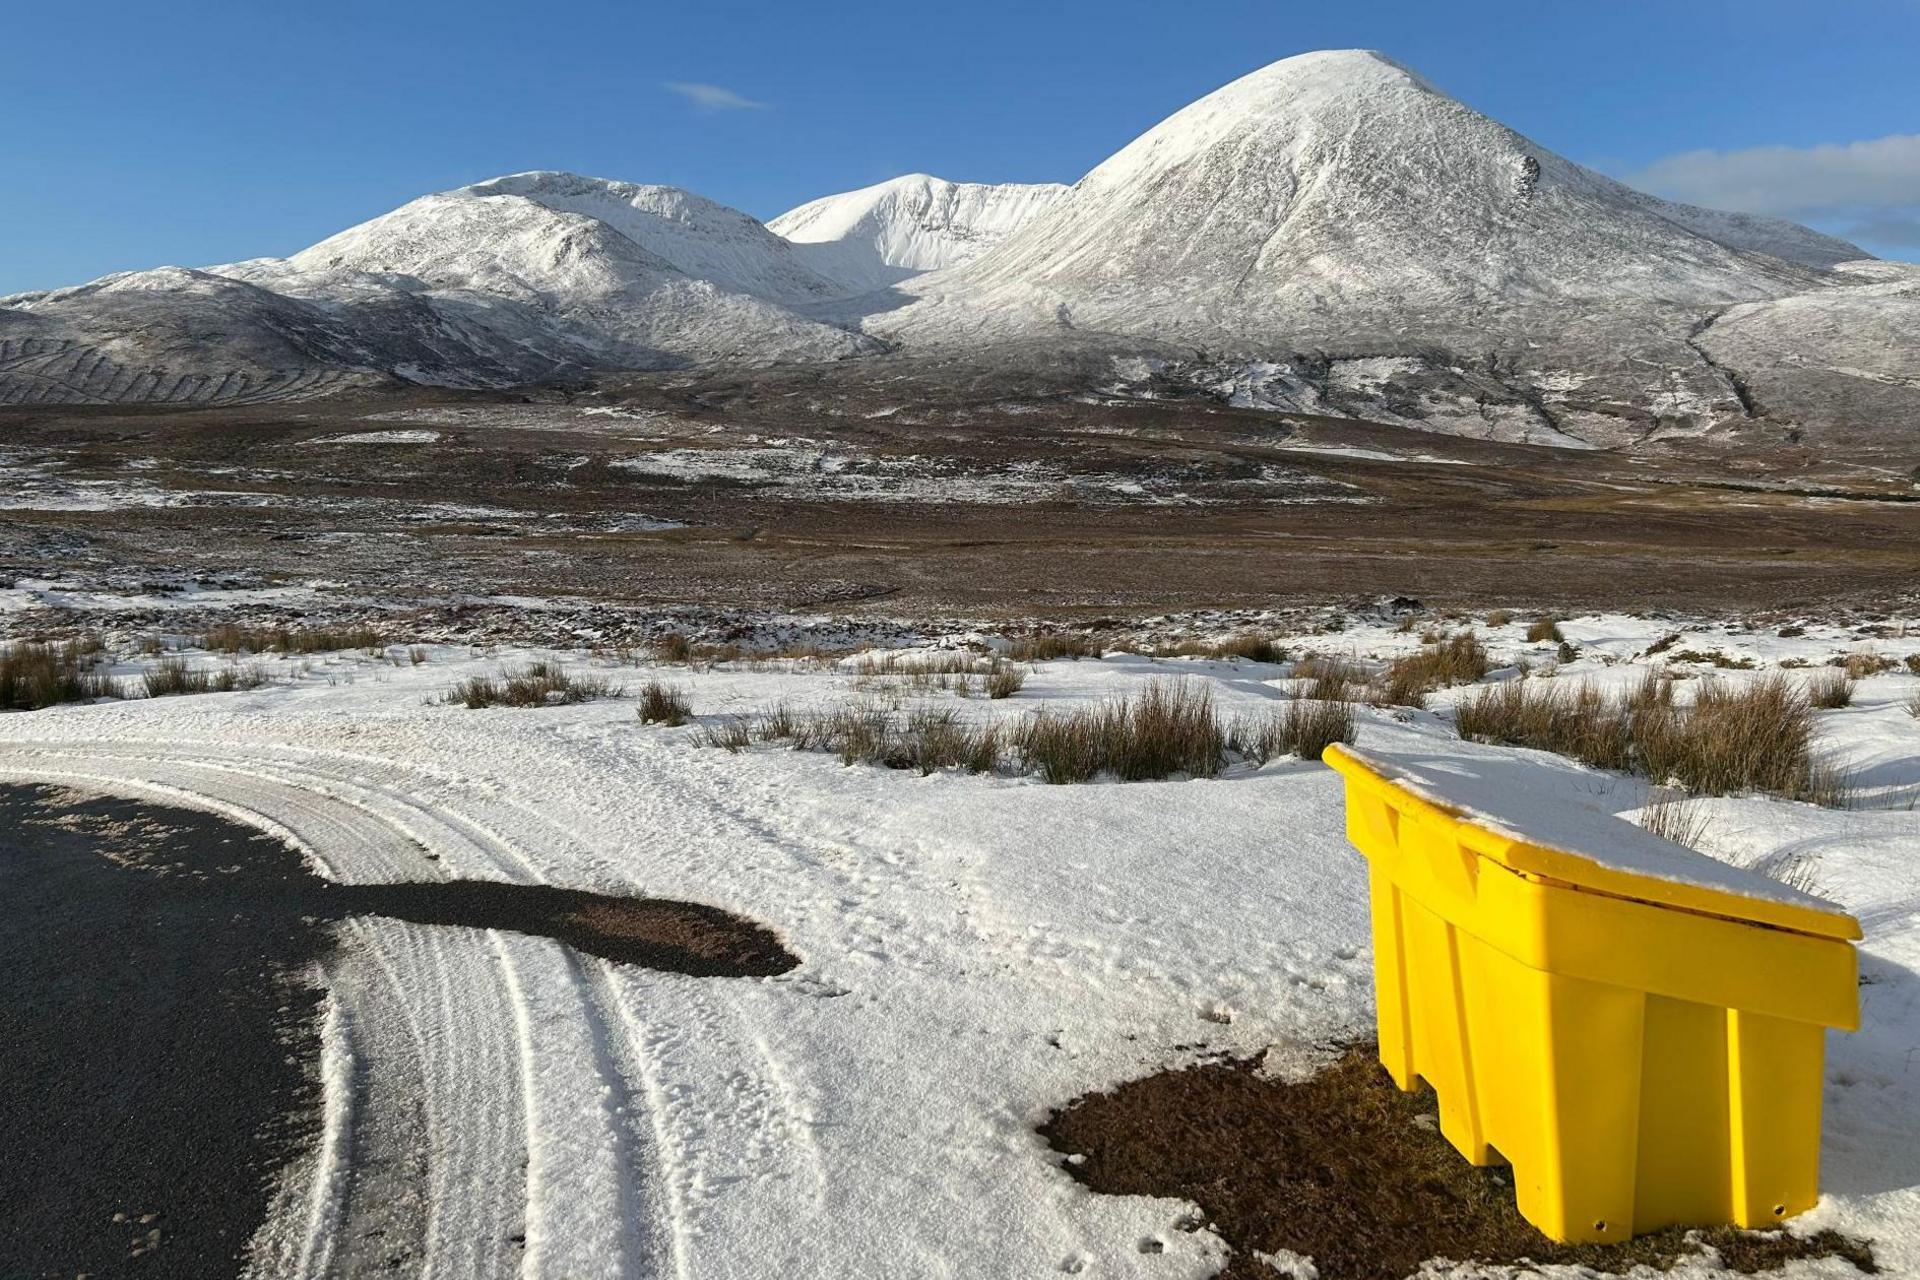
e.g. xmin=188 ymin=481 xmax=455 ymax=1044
xmin=1325 ymin=743 xmax=1861 ymax=942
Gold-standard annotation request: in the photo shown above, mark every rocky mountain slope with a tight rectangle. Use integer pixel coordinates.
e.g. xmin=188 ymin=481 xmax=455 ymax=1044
xmin=1 ymin=52 xmax=1909 ymax=452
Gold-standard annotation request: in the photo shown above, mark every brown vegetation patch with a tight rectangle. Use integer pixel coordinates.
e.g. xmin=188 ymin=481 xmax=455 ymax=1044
xmin=1040 ymin=1046 xmax=1875 ymax=1280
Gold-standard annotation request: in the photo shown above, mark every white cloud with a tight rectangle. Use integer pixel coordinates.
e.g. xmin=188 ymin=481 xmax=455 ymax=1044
xmin=662 ymin=82 xmax=767 ymax=112
xmin=1627 ymin=134 xmax=1920 ymax=251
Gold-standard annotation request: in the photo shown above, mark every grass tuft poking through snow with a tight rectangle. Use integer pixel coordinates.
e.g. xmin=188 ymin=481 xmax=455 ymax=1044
xmin=1459 ymin=670 xmax=1852 ymax=806
xmin=1805 ymin=668 xmax=1856 ymax=709
xmin=200 ymin=623 xmax=387 ymax=656
xmin=143 ymin=657 xmax=271 ymax=698
xmin=636 ymin=680 xmax=692 ymax=726
xmin=446 ymin=662 xmax=617 ymax=709
xmin=983 ymin=665 xmax=1025 ymax=699
xmin=1231 ymin=694 xmax=1357 ymax=764
xmin=1380 ymin=631 xmax=1489 ymax=708
xmin=1003 ymin=632 xmax=1100 ymax=662
xmin=0 ymin=638 xmax=120 ymax=710
xmin=1014 ymin=679 xmax=1224 ymax=783
xmin=1634 ymin=790 xmax=1713 ymax=850
xmin=1525 ymin=617 xmax=1564 ymax=644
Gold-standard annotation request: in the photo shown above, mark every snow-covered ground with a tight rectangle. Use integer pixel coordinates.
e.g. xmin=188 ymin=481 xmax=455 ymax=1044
xmin=2 ymin=611 xmax=1917 ymax=1278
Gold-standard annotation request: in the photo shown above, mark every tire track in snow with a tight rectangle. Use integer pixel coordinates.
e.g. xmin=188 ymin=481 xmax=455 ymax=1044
xmin=0 ymin=730 xmax=849 ymax=1278
xmin=0 ymin=742 xmax=654 ymax=1279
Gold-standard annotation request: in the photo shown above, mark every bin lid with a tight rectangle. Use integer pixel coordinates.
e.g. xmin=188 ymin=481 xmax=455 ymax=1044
xmin=1325 ymin=743 xmax=1862 ymax=942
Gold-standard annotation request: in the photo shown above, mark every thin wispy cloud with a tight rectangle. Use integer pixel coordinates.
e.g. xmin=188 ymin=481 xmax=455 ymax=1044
xmin=1627 ymin=133 xmax=1920 ymax=250
xmin=662 ymin=82 xmax=767 ymax=112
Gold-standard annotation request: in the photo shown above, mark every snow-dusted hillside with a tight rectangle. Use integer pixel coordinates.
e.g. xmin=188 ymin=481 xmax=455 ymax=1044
xmin=879 ymin=51 xmax=1843 ymax=344
xmin=769 ymin=174 xmax=1069 ymax=297
xmin=0 ymin=173 xmax=877 ymax=404
xmin=2 ymin=50 xmax=1911 ymax=445
xmin=859 ymin=50 xmax=1901 ymax=444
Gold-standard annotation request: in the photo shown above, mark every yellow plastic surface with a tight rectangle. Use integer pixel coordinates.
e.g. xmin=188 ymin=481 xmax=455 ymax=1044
xmin=1324 ymin=743 xmax=1861 ymax=1244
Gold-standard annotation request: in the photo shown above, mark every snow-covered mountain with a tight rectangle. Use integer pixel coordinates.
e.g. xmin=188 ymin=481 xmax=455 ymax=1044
xmin=879 ymin=51 xmax=1855 ymax=345
xmin=860 ymin=50 xmax=1886 ymax=444
xmin=1 ymin=51 xmax=1908 ymax=447
xmin=0 ymin=172 xmax=876 ymax=404
xmin=769 ymin=174 xmax=1069 ymax=297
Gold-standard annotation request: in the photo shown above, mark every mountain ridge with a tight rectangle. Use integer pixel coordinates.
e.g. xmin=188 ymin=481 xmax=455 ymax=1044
xmin=1 ymin=48 xmax=1904 ymax=449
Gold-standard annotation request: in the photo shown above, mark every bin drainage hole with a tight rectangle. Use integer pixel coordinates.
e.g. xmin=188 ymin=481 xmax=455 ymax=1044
xmin=1039 ymin=1045 xmax=1877 ymax=1280
xmin=1595 ymin=1221 xmax=1609 ymax=1233
xmin=1775 ymin=1205 xmax=1787 ymax=1217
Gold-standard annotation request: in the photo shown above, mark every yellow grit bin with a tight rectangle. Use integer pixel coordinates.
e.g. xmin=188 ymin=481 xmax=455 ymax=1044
xmin=1323 ymin=743 xmax=1862 ymax=1245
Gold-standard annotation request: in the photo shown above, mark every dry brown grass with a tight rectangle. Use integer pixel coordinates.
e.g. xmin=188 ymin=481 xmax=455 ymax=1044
xmin=1458 ymin=671 xmax=1850 ymax=806
xmin=636 ymin=679 xmax=691 ymax=726
xmin=1380 ymin=632 xmax=1489 ymax=707
xmin=1636 ymin=790 xmax=1713 ymax=850
xmin=1525 ymin=617 xmax=1564 ymax=643
xmin=1163 ymin=633 xmax=1288 ymax=664
xmin=1805 ymin=668 xmax=1856 ymax=709
xmin=143 ymin=657 xmax=271 ymax=698
xmin=447 ymin=662 xmax=616 ymax=709
xmin=1484 ymin=609 xmax=1513 ymax=628
xmin=711 ymin=699 xmax=1000 ymax=775
xmin=1014 ymin=679 xmax=1225 ymax=783
xmin=654 ymin=632 xmax=693 ymax=664
xmin=1003 ymin=632 xmax=1100 ymax=662
xmin=0 ymin=638 xmax=120 ymax=710
xmin=1292 ymin=655 xmax=1367 ymax=703
xmin=984 ymin=665 xmax=1025 ymax=699
xmin=200 ymin=623 xmax=386 ymax=655
xmin=1233 ymin=695 xmax=1358 ymax=764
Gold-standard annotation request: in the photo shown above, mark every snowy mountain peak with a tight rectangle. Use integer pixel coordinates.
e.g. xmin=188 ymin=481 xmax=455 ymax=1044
xmin=888 ymin=47 xmax=1850 ymax=353
xmin=770 ymin=173 xmax=1070 ymax=297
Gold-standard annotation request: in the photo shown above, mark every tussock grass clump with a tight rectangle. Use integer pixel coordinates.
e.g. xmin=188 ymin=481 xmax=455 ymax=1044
xmin=1004 ymin=632 xmax=1099 ymax=662
xmin=1907 ymin=689 xmax=1920 ymax=719
xmin=1805 ymin=668 xmax=1855 ymax=709
xmin=655 ymin=632 xmax=693 ymax=664
xmin=1458 ymin=671 xmax=1848 ymax=806
xmin=200 ymin=623 xmax=386 ymax=655
xmin=1292 ymin=655 xmax=1367 ymax=703
xmin=1484 ymin=610 xmax=1513 ymax=628
xmin=637 ymin=680 xmax=691 ymax=726
xmin=0 ymin=639 xmax=121 ymax=710
xmin=1905 ymin=654 xmax=1920 ymax=675
xmin=984 ymin=665 xmax=1026 ymax=699
xmin=1014 ymin=680 xmax=1225 ymax=783
xmin=143 ymin=657 xmax=270 ymax=698
xmin=722 ymin=699 xmax=999 ymax=775
xmin=1455 ymin=677 xmax=1636 ymax=771
xmin=1380 ymin=632 xmax=1488 ymax=707
xmin=1233 ymin=696 xmax=1358 ymax=764
xmin=696 ymin=718 xmax=752 ymax=752
xmin=446 ymin=662 xmax=615 ymax=709
xmin=1165 ymin=633 xmax=1288 ymax=664
xmin=1525 ymin=618 xmax=1564 ymax=644
xmin=899 ymin=708 xmax=1001 ymax=775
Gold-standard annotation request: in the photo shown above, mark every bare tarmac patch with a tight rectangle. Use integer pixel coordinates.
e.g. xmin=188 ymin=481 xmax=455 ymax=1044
xmin=0 ymin=782 xmax=796 ymax=1279
xmin=1040 ymin=1046 xmax=1876 ymax=1280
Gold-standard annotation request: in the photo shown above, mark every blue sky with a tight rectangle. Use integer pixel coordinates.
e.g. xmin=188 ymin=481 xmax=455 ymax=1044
xmin=5 ymin=0 xmax=1917 ymax=294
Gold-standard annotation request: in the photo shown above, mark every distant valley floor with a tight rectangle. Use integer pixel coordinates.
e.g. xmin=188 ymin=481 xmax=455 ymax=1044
xmin=3 ymin=375 xmax=1917 ymax=635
